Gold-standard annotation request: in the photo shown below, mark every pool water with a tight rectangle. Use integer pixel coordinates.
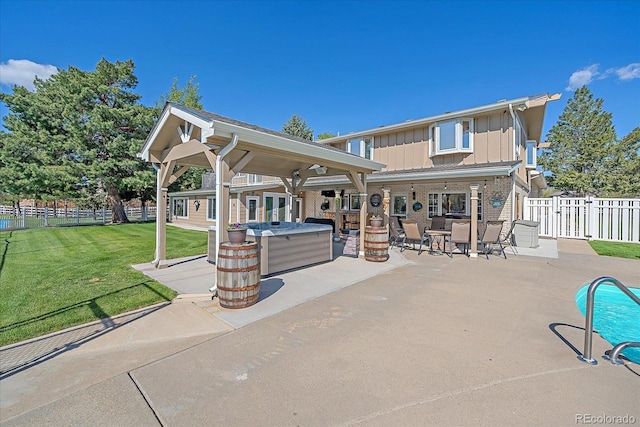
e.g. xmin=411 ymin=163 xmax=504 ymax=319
xmin=0 ymin=219 xmax=10 ymax=229
xmin=575 ymin=284 xmax=640 ymax=363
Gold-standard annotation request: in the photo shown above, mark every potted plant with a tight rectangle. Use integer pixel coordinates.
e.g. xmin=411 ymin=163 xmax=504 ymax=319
xmin=370 ymin=215 xmax=383 ymax=227
xmin=227 ymin=222 xmax=247 ymax=244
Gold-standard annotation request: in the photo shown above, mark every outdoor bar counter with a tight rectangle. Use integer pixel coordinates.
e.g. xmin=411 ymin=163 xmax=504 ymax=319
xmin=208 ymin=222 xmax=333 ymax=277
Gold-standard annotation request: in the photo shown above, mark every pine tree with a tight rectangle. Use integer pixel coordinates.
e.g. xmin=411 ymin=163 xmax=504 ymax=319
xmin=282 ymin=115 xmax=313 ymax=141
xmin=539 ymin=86 xmax=616 ymax=196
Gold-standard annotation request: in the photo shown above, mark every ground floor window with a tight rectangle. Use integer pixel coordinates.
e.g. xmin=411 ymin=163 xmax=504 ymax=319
xmin=392 ymin=194 xmax=408 ymax=217
xmin=246 ymin=196 xmax=259 ymax=222
xmin=207 ymin=196 xmax=216 ymax=221
xmin=427 ymin=192 xmax=483 ymax=221
xmin=172 ymin=198 xmax=188 ymax=218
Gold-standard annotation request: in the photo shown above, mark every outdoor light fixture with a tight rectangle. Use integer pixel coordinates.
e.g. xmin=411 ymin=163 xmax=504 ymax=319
xmin=411 ymin=183 xmax=415 ymax=200
xmin=444 ymin=181 xmax=447 ymax=190
xmin=484 ymin=180 xmax=487 ymax=189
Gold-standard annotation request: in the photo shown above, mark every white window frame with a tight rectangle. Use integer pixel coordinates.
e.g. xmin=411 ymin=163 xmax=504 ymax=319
xmin=246 ymin=195 xmax=259 ymax=222
xmin=429 ymin=119 xmax=474 ymax=156
xmin=526 ymin=140 xmax=537 ymax=168
xmin=172 ymin=197 xmax=188 ymax=218
xmin=248 ymin=174 xmax=263 ymax=184
xmin=294 ymin=198 xmax=302 ymax=223
xmin=347 ymin=136 xmax=374 ymax=160
xmin=392 ymin=193 xmax=408 ymax=217
xmin=206 ymin=196 xmax=216 ymax=221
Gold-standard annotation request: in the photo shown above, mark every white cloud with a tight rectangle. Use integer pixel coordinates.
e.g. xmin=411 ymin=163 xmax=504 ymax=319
xmin=566 ymin=64 xmax=600 ymax=91
xmin=0 ymin=59 xmax=58 ymax=91
xmin=616 ymin=63 xmax=640 ymax=80
xmin=566 ymin=62 xmax=640 ymax=91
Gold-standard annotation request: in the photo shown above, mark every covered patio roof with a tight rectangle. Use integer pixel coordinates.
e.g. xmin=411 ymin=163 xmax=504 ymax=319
xmin=138 ymin=103 xmax=385 ymax=268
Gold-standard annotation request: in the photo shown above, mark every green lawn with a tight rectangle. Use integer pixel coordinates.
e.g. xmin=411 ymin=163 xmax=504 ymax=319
xmin=0 ymin=223 xmax=207 ymax=346
xmin=589 ymin=240 xmax=640 ymax=260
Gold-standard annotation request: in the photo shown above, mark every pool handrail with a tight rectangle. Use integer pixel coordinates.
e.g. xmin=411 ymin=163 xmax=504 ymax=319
xmin=578 ymin=276 xmax=640 ymax=365
xmin=603 ymin=341 xmax=640 ymax=365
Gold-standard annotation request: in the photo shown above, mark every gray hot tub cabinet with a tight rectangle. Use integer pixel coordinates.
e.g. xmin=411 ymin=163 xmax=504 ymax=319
xmin=512 ymin=220 xmax=540 ymax=248
xmin=246 ymin=224 xmax=333 ymax=276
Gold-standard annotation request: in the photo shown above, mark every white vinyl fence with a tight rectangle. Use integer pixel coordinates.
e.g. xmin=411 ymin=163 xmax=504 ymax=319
xmin=524 ymin=197 xmax=640 ymax=243
xmin=0 ymin=205 xmax=157 ymax=231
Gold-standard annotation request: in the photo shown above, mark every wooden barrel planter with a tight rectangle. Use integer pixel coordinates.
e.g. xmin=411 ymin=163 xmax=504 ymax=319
xmin=216 ymin=241 xmax=261 ymax=309
xmin=364 ymin=226 xmax=389 ymax=262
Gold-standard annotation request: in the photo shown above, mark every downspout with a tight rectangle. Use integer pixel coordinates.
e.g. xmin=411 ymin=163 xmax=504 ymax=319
xmin=508 ymin=104 xmax=517 ymax=221
xmin=151 ymin=163 xmax=162 ymax=267
xmin=215 ymin=134 xmax=239 ymax=256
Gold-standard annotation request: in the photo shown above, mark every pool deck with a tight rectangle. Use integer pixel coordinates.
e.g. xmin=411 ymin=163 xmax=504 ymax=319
xmin=1 ymin=238 xmax=638 ymax=425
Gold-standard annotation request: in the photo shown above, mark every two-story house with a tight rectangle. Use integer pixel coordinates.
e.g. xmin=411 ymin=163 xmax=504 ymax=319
xmin=166 ymin=93 xmax=560 ymax=237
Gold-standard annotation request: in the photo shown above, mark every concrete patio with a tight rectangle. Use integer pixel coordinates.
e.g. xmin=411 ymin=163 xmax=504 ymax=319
xmin=1 ymin=238 xmax=638 ymax=426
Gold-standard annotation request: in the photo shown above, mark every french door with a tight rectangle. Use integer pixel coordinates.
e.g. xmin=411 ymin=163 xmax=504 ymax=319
xmin=264 ymin=193 xmax=288 ymax=222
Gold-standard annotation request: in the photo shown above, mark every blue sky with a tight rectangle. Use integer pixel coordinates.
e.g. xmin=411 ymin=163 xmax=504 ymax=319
xmin=1 ymin=0 xmax=638 ymax=140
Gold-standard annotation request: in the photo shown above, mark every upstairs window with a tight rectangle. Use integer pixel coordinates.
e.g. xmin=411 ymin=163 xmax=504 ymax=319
xmin=248 ymin=174 xmax=262 ymax=184
xmin=348 ymin=136 xmax=373 ymax=159
xmin=429 ymin=119 xmax=474 ymax=156
xmin=526 ymin=140 xmax=537 ymax=168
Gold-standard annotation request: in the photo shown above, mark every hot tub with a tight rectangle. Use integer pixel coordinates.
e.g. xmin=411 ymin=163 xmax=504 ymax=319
xmin=209 ymin=222 xmax=333 ymax=277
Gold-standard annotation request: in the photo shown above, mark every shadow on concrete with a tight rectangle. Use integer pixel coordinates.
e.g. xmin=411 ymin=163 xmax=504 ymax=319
xmin=258 ymin=278 xmax=285 ymax=301
xmin=548 ymin=322 xmax=584 ymax=356
xmin=168 ymin=254 xmax=208 ymax=267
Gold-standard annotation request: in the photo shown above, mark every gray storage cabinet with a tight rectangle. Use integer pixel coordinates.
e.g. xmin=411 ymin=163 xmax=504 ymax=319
xmin=512 ymin=220 xmax=540 ymax=248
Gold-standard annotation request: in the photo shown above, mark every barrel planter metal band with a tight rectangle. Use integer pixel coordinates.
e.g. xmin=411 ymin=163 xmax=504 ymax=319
xmin=364 ymin=226 xmax=389 ymax=262
xmin=217 ymin=241 xmax=261 ymax=308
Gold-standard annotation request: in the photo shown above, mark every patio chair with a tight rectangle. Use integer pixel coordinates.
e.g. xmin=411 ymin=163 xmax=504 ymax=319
xmin=480 ymin=220 xmax=507 ymax=259
xmin=446 ymin=220 xmax=471 ymax=258
xmin=400 ymin=220 xmax=430 ymax=254
xmin=389 ymin=216 xmax=405 ymax=249
xmin=500 ymin=221 xmax=518 ymax=255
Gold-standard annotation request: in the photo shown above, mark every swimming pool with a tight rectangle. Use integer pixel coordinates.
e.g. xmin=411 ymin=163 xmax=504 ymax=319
xmin=0 ymin=219 xmax=10 ymax=229
xmin=576 ymin=283 xmax=640 ymax=363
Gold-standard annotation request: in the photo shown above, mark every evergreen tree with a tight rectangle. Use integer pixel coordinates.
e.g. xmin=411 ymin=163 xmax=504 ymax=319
xmin=155 ymin=75 xmax=206 ymax=191
xmin=0 ymin=58 xmax=155 ymax=222
xmin=605 ymin=127 xmax=640 ymax=197
xmin=539 ymin=86 xmax=616 ymax=196
xmin=282 ymin=114 xmax=313 ymax=141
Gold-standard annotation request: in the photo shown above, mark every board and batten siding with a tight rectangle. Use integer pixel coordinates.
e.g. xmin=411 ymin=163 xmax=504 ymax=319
xmin=332 ymin=111 xmax=515 ymax=172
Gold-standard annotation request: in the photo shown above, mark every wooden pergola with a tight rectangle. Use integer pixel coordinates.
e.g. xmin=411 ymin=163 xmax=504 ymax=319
xmin=138 ymin=103 xmax=385 ymax=268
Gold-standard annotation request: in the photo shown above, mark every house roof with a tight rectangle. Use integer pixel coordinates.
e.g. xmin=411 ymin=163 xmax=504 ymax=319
xmin=139 ymin=103 xmax=385 ymax=180
xmin=301 ymin=161 xmax=522 ymax=188
xmin=317 ymin=93 xmax=561 ymax=145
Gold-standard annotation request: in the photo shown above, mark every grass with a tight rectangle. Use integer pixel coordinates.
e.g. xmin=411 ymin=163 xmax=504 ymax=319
xmin=589 ymin=240 xmax=640 ymax=260
xmin=0 ymin=223 xmax=208 ymax=346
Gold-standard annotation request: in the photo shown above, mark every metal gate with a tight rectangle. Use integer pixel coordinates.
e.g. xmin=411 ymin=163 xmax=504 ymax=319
xmin=524 ymin=196 xmax=640 ymax=243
